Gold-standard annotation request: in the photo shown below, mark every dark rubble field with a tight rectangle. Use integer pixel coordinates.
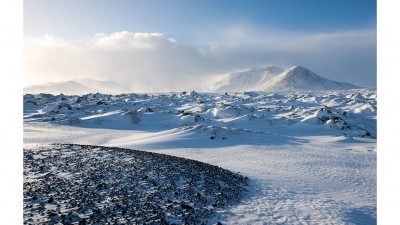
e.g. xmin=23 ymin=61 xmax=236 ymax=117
xmin=23 ymin=144 xmax=248 ymax=224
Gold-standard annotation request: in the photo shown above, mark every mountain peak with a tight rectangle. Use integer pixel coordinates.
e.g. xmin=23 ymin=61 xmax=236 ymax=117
xmin=209 ymin=65 xmax=360 ymax=92
xmin=261 ymin=66 xmax=360 ymax=91
xmin=282 ymin=66 xmax=319 ymax=81
xmin=289 ymin=65 xmax=308 ymax=71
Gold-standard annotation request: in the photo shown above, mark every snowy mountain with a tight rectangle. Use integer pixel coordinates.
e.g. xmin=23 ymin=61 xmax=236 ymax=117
xmin=259 ymin=66 xmax=360 ymax=91
xmin=23 ymin=78 xmax=131 ymax=95
xmin=207 ymin=66 xmax=284 ymax=92
xmin=209 ymin=65 xmax=359 ymax=92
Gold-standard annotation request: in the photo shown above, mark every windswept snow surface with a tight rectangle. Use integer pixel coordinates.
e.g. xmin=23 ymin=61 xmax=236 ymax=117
xmin=24 ymin=89 xmax=376 ymax=224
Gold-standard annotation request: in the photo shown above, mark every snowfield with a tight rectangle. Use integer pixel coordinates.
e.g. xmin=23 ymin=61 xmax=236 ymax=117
xmin=23 ymin=89 xmax=376 ymax=224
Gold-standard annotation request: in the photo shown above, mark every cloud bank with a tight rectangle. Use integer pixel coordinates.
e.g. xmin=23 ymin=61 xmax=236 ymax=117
xmin=24 ymin=30 xmax=376 ymax=92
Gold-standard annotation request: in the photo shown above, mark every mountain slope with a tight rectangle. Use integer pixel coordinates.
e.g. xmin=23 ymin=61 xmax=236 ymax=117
xmin=260 ymin=66 xmax=360 ymax=91
xmin=209 ymin=65 xmax=360 ymax=92
xmin=207 ymin=66 xmax=284 ymax=92
xmin=24 ymin=78 xmax=131 ymax=95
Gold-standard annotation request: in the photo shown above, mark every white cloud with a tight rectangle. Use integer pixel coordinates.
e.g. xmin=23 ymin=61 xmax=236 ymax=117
xmin=24 ymin=29 xmax=376 ymax=91
xmin=90 ymin=31 xmax=174 ymax=49
xmin=24 ymin=31 xmax=217 ymax=91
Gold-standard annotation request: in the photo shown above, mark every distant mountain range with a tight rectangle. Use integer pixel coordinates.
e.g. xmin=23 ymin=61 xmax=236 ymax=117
xmin=24 ymin=66 xmax=360 ymax=95
xmin=207 ymin=66 xmax=360 ymax=92
xmin=24 ymin=78 xmax=132 ymax=95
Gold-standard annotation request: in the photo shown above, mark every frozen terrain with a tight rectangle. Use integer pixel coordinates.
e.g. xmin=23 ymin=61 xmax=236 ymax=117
xmin=23 ymin=89 xmax=376 ymax=224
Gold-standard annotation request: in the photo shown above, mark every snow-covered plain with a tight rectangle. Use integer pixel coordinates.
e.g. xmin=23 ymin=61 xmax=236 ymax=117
xmin=23 ymin=89 xmax=376 ymax=224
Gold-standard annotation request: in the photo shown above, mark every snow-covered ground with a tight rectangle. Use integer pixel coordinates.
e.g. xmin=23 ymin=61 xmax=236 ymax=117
xmin=23 ymin=89 xmax=376 ymax=224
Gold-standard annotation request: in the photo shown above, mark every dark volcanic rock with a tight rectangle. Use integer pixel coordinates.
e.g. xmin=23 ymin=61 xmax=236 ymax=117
xmin=23 ymin=144 xmax=248 ymax=224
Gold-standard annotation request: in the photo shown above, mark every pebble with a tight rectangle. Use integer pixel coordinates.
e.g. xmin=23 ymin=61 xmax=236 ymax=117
xmin=23 ymin=144 xmax=248 ymax=224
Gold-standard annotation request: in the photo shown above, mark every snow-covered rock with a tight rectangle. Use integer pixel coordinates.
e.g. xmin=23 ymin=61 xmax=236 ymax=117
xmin=23 ymin=89 xmax=376 ymax=139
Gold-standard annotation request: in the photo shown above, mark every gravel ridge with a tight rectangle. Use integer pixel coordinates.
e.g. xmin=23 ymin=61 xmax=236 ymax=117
xmin=23 ymin=144 xmax=248 ymax=224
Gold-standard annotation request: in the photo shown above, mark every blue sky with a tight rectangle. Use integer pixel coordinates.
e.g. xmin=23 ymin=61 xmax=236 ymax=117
xmin=23 ymin=0 xmax=377 ymax=89
xmin=24 ymin=0 xmax=376 ymax=43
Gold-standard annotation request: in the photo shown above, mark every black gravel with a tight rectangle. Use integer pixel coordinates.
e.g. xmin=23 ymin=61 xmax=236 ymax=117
xmin=23 ymin=144 xmax=248 ymax=224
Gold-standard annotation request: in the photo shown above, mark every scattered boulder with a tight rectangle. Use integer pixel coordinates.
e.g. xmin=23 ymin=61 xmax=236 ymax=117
xmin=57 ymin=103 xmax=72 ymax=110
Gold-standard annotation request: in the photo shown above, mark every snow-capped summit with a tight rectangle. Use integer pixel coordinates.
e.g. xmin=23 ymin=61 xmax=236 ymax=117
xmin=207 ymin=66 xmax=284 ymax=92
xmin=209 ymin=65 xmax=360 ymax=92
xmin=259 ymin=66 xmax=360 ymax=91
